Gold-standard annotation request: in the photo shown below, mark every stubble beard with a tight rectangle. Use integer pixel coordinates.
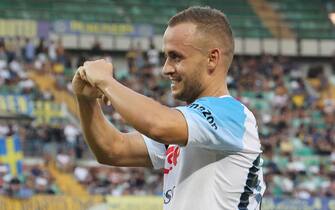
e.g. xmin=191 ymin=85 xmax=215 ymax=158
xmin=173 ymin=73 xmax=203 ymax=104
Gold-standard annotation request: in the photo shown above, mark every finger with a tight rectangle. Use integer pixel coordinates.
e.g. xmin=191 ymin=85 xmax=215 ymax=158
xmin=80 ymin=67 xmax=93 ymax=86
xmin=78 ymin=66 xmax=87 ymax=81
xmin=102 ymin=95 xmax=107 ymax=105
xmin=97 ymin=94 xmax=103 ymax=100
xmin=75 ymin=66 xmax=82 ymax=76
xmin=81 ymin=68 xmax=88 ymax=82
xmin=106 ymin=60 xmax=113 ymax=68
xmin=77 ymin=66 xmax=84 ymax=71
xmin=83 ymin=61 xmax=91 ymax=67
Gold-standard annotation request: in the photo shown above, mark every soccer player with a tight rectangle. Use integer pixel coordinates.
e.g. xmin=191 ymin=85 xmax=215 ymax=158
xmin=73 ymin=6 xmax=265 ymax=210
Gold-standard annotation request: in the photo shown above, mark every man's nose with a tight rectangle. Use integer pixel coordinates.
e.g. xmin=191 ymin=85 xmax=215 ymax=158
xmin=162 ymin=61 xmax=175 ymax=76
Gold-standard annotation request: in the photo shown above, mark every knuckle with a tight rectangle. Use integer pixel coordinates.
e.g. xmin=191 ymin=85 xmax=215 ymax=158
xmin=84 ymin=61 xmax=93 ymax=67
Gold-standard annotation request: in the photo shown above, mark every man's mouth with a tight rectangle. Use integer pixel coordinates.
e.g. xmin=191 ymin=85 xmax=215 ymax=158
xmin=171 ymin=78 xmax=181 ymax=88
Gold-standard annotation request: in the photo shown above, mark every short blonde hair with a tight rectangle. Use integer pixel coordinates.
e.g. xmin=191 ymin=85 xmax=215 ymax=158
xmin=168 ymin=6 xmax=234 ymax=62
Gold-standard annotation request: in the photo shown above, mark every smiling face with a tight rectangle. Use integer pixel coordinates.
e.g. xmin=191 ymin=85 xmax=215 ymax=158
xmin=162 ymin=22 xmax=209 ymax=104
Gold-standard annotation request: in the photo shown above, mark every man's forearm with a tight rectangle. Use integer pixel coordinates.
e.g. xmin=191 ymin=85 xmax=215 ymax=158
xmin=99 ymin=77 xmax=180 ymax=144
xmin=76 ymin=96 xmax=121 ymax=163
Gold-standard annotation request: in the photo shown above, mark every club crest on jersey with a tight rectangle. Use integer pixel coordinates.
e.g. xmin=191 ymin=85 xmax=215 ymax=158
xmin=164 ymin=146 xmax=180 ymax=174
xmin=188 ymin=103 xmax=218 ymax=130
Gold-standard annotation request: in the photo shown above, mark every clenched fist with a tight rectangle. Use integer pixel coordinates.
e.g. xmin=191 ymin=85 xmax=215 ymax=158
xmin=82 ymin=59 xmax=114 ymax=88
xmin=72 ymin=66 xmax=103 ymax=100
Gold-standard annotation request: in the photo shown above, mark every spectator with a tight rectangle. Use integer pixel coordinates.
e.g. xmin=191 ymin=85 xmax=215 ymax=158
xmin=23 ymin=38 xmax=35 ymax=63
xmin=64 ymin=123 xmax=80 ymax=148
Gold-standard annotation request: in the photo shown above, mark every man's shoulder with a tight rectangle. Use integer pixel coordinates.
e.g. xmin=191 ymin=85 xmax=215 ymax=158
xmin=176 ymin=96 xmax=252 ymax=127
xmin=186 ymin=96 xmax=246 ymax=114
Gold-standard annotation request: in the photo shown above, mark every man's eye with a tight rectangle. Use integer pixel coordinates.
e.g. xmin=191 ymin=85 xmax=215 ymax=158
xmin=170 ymin=54 xmax=181 ymax=62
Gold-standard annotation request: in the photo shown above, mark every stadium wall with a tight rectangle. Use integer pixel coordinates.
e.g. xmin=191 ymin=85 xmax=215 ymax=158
xmin=48 ymin=33 xmax=335 ymax=57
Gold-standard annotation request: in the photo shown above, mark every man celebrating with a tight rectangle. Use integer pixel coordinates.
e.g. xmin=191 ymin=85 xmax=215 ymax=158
xmin=73 ymin=6 xmax=265 ymax=210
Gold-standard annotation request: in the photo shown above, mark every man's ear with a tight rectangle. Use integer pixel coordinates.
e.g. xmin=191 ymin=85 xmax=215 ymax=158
xmin=207 ymin=48 xmax=220 ymax=74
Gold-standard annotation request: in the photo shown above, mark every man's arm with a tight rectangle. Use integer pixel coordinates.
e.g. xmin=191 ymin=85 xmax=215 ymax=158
xmin=76 ymin=96 xmax=152 ymax=167
xmin=101 ymin=80 xmax=188 ymax=146
xmin=72 ymin=68 xmax=153 ymax=167
xmin=81 ymin=60 xmax=188 ymax=146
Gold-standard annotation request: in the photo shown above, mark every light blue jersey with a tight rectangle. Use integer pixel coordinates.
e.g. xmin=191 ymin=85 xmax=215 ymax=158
xmin=144 ymin=96 xmax=266 ymax=210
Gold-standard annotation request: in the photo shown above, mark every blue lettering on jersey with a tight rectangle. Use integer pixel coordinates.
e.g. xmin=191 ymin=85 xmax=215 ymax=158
xmin=176 ymin=96 xmax=249 ymax=150
xmin=188 ymin=103 xmax=218 ymax=130
xmin=197 ymin=97 xmax=247 ymax=143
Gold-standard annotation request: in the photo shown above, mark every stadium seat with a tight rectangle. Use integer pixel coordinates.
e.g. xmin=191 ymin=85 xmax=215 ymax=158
xmin=268 ymin=0 xmax=335 ymax=38
xmin=0 ymin=0 xmax=272 ymax=37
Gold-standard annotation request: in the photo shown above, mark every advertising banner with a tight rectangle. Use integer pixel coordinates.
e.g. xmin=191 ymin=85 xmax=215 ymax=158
xmin=105 ymin=196 xmax=162 ymax=210
xmin=52 ymin=20 xmax=153 ymax=37
xmin=262 ymin=197 xmax=335 ymax=210
xmin=0 ymin=19 xmax=153 ymax=38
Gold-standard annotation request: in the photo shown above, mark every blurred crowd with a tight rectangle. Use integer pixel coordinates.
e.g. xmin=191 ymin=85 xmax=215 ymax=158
xmin=0 ymin=163 xmax=59 ymax=199
xmin=73 ymin=166 xmax=162 ymax=196
xmin=229 ymin=56 xmax=335 ymax=199
xmin=0 ymin=36 xmax=335 ymax=199
xmin=0 ymin=37 xmax=67 ymax=97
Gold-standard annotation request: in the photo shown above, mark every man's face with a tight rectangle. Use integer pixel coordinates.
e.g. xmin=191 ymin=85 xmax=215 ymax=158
xmin=162 ymin=23 xmax=208 ymax=103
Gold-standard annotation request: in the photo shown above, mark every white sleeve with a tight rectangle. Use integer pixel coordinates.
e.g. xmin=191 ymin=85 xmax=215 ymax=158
xmin=176 ymin=106 xmax=245 ymax=151
xmin=142 ymin=134 xmax=166 ymax=169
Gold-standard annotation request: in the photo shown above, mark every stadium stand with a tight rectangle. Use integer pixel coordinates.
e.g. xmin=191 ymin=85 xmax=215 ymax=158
xmin=73 ymin=165 xmax=163 ymax=196
xmin=0 ymin=0 xmax=334 ymax=39
xmin=0 ymin=0 xmax=271 ymax=37
xmin=268 ymin=0 xmax=335 ymax=38
xmin=248 ymin=0 xmax=295 ymax=38
xmin=0 ymin=0 xmax=334 ymax=40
